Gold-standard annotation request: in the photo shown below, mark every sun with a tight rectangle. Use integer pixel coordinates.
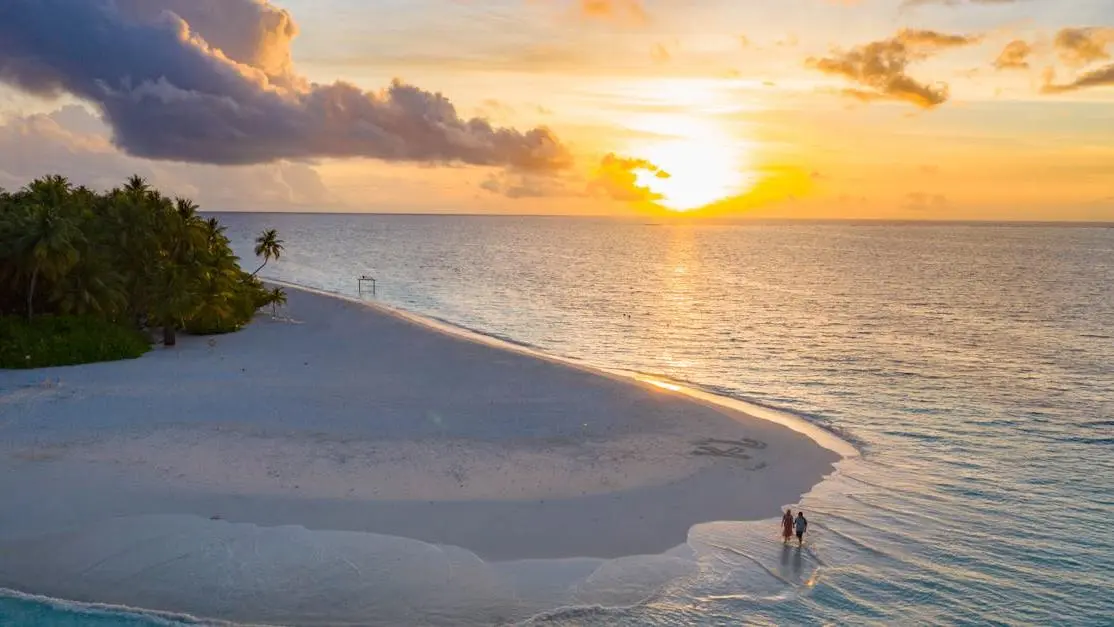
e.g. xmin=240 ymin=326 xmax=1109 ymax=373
xmin=628 ymin=115 xmax=756 ymax=212
xmin=608 ymin=77 xmax=760 ymax=212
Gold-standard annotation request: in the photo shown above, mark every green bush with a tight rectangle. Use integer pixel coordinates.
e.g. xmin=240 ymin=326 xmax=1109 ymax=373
xmin=182 ymin=274 xmax=269 ymax=335
xmin=0 ymin=315 xmax=150 ymax=369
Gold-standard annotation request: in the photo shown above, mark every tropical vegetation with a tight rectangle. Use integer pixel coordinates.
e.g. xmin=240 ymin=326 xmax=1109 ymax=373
xmin=0 ymin=174 xmax=287 ymax=368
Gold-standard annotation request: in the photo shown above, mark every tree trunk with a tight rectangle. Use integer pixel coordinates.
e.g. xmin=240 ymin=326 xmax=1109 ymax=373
xmin=27 ymin=264 xmax=39 ymax=321
xmin=163 ymin=324 xmax=177 ymax=347
xmin=251 ymin=260 xmax=267 ymax=277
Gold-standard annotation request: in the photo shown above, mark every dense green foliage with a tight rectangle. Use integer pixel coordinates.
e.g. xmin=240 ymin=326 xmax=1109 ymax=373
xmin=0 ymin=175 xmax=287 ymax=366
xmin=0 ymin=315 xmax=150 ymax=369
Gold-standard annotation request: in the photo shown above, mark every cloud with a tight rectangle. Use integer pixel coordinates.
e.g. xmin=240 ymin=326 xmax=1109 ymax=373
xmin=0 ymin=106 xmax=334 ymax=209
xmin=588 ymin=154 xmax=669 ymax=202
xmin=901 ymin=0 xmax=1019 ymax=8
xmin=1042 ymin=27 xmax=1114 ymax=93
xmin=1052 ymin=27 xmax=1114 ymax=67
xmin=479 ymin=170 xmax=580 ymax=199
xmin=577 ymin=0 xmax=647 ymax=23
xmin=651 ymin=43 xmax=672 ymax=64
xmin=904 ymin=191 xmax=949 ymax=211
xmin=777 ymin=34 xmax=800 ymax=48
xmin=475 ymin=98 xmax=515 ymax=119
xmin=806 ymin=29 xmax=980 ymax=108
xmin=477 ymin=153 xmax=670 ymax=202
xmin=0 ymin=0 xmax=569 ymax=171
xmin=994 ymin=40 xmax=1033 ymax=70
xmin=1042 ymin=65 xmax=1114 ymax=94
xmin=897 ymin=29 xmax=981 ymax=48
xmin=112 ymin=0 xmax=299 ymax=83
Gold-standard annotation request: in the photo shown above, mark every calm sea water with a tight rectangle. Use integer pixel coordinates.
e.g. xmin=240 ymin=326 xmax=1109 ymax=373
xmin=4 ymin=216 xmax=1112 ymax=625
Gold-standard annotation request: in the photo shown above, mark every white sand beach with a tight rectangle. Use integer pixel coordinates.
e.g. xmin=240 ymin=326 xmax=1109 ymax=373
xmin=0 ymin=286 xmax=843 ymax=625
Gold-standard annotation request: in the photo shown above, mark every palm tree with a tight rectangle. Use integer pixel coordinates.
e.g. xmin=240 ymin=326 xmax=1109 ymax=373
xmin=26 ymin=175 xmax=72 ymax=208
xmin=205 ymin=217 xmax=226 ymax=239
xmin=175 ymin=198 xmax=200 ymax=222
xmin=267 ymin=286 xmax=287 ymax=317
xmin=50 ymin=257 xmax=126 ymax=317
xmin=149 ymin=260 xmax=204 ymax=347
xmin=15 ymin=204 xmax=82 ymax=320
xmin=124 ymin=175 xmax=149 ymax=196
xmin=251 ymin=229 xmax=284 ymax=277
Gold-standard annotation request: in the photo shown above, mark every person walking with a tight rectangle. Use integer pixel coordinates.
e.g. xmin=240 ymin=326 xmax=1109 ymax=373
xmin=781 ymin=509 xmax=794 ymax=543
xmin=794 ymin=511 xmax=808 ymax=546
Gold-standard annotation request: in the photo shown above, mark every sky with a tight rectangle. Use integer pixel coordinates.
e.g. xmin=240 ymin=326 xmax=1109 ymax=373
xmin=0 ymin=0 xmax=1112 ymax=220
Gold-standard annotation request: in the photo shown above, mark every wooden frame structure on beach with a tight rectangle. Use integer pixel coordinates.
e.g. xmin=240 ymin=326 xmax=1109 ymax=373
xmin=358 ymin=275 xmax=377 ymax=296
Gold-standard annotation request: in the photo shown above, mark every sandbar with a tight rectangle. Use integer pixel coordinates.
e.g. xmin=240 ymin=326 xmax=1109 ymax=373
xmin=0 ymin=285 xmax=842 ymax=624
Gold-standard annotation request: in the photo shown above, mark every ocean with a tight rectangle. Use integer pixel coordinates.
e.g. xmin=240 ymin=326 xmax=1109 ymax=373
xmin=3 ymin=216 xmax=1112 ymax=625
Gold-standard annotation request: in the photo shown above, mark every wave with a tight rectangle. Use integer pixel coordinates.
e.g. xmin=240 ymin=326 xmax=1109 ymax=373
xmin=0 ymin=516 xmax=823 ymax=626
xmin=0 ymin=588 xmax=250 ymax=626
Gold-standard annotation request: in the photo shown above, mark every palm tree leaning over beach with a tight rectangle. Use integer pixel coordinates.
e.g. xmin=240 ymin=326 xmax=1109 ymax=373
xmin=252 ymin=229 xmax=284 ymax=277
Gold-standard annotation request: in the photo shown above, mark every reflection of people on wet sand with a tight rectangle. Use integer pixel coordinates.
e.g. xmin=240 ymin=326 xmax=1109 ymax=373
xmin=795 ymin=511 xmax=808 ymax=546
xmin=792 ymin=541 xmax=804 ymax=576
xmin=781 ymin=509 xmax=794 ymax=543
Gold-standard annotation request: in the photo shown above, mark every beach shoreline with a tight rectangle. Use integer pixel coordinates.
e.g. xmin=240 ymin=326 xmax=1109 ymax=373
xmin=266 ymin=279 xmax=859 ymax=461
xmin=0 ymin=283 xmax=846 ymax=623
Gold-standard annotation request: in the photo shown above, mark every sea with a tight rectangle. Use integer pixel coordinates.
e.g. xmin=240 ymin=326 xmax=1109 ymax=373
xmin=3 ymin=216 xmax=1112 ymax=625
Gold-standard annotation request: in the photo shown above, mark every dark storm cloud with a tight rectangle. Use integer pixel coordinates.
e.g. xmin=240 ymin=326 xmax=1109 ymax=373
xmin=0 ymin=0 xmax=569 ymax=170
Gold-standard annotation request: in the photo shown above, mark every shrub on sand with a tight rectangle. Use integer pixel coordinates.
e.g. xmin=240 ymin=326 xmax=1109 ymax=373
xmin=0 ymin=315 xmax=150 ymax=369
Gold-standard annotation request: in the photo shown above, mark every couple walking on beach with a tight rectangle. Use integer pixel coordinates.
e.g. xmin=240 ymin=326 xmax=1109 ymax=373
xmin=782 ymin=509 xmax=808 ymax=545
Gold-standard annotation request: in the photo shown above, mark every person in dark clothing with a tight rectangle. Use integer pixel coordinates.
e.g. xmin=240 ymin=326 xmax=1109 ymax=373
xmin=794 ymin=512 xmax=808 ymax=545
xmin=782 ymin=509 xmax=794 ymax=543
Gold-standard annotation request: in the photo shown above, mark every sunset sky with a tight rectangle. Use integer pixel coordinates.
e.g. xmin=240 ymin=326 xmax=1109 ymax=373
xmin=1 ymin=0 xmax=1112 ymax=220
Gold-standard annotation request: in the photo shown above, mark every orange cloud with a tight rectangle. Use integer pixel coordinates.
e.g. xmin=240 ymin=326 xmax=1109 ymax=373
xmin=1043 ymin=27 xmax=1114 ymax=93
xmin=689 ymin=166 xmax=815 ymax=216
xmin=806 ymin=29 xmax=980 ymax=108
xmin=1053 ymin=27 xmax=1114 ymax=67
xmin=588 ymin=153 xmax=669 ymax=202
xmin=577 ymin=0 xmax=647 ymax=23
xmin=994 ymin=40 xmax=1033 ymax=70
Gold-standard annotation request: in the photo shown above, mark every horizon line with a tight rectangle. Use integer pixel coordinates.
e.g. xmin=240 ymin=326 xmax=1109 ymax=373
xmin=199 ymin=211 xmax=1114 ymax=227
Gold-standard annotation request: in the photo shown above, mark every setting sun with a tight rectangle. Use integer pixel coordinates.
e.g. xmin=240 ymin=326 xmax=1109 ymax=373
xmin=618 ymin=82 xmax=759 ymax=211
xmin=633 ymin=130 xmax=754 ymax=211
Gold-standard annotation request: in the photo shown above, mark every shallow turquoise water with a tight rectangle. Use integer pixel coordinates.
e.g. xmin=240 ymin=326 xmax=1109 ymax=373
xmin=5 ymin=217 xmax=1112 ymax=625
xmin=0 ymin=589 xmax=216 ymax=626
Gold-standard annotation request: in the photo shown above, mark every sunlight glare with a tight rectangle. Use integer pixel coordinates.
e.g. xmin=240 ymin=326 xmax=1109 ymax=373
xmin=626 ymin=113 xmax=756 ymax=212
